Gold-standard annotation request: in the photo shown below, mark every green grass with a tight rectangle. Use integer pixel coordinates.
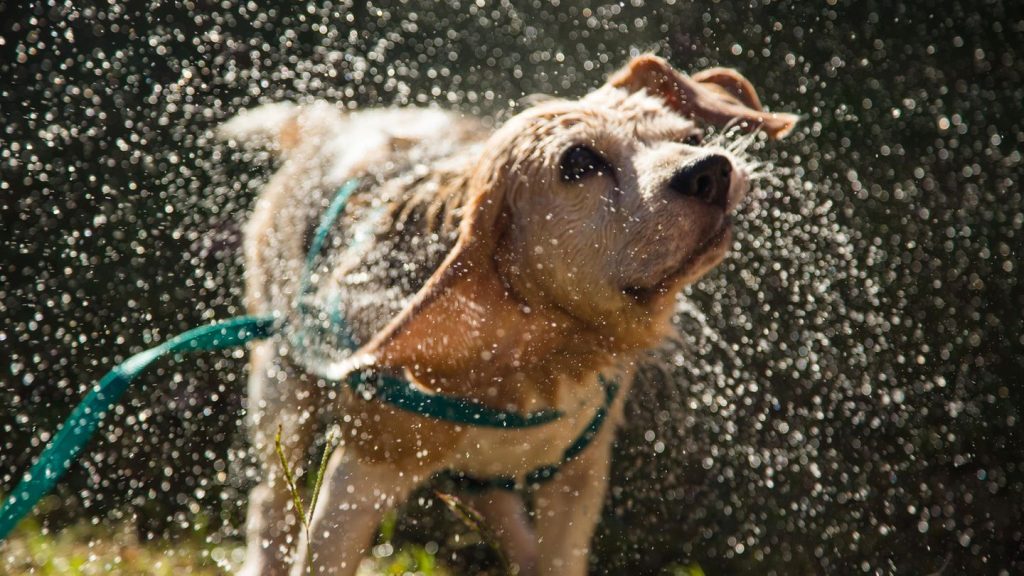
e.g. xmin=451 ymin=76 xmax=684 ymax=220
xmin=2 ymin=520 xmax=707 ymax=575
xmin=275 ymin=424 xmax=337 ymax=576
xmin=1 ymin=519 xmax=450 ymax=575
xmin=0 ymin=518 xmax=231 ymax=575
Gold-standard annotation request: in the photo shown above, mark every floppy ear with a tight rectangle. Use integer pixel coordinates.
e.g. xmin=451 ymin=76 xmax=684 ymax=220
xmin=355 ymin=126 xmax=528 ymax=370
xmin=608 ymin=54 xmax=798 ymax=139
xmin=691 ymin=67 xmax=763 ymax=110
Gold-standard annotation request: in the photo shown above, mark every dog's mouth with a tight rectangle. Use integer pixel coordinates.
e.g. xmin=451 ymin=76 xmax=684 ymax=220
xmin=622 ymin=217 xmax=733 ymax=303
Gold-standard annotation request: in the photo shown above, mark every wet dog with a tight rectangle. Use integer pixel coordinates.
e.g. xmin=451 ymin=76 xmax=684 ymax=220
xmin=222 ymin=55 xmax=796 ymax=576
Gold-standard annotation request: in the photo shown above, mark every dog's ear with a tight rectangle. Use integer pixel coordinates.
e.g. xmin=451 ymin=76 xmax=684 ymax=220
xmin=608 ymin=54 xmax=798 ymax=139
xmin=691 ymin=67 xmax=763 ymax=110
xmin=356 ymin=129 xmax=529 ymax=369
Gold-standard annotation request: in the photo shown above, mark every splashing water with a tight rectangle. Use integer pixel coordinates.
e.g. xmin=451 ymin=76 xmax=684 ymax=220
xmin=1 ymin=1 xmax=1021 ymax=575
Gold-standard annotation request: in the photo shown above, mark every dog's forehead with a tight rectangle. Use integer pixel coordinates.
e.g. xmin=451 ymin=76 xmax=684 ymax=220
xmin=577 ymin=88 xmax=696 ymax=147
xmin=583 ymin=85 xmax=677 ymax=115
xmin=586 ymin=89 xmax=698 ymax=140
xmin=519 ymin=88 xmax=697 ymax=146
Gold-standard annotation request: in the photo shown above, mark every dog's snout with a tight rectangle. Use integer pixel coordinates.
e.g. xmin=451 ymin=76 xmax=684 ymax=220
xmin=668 ymin=154 xmax=733 ymax=208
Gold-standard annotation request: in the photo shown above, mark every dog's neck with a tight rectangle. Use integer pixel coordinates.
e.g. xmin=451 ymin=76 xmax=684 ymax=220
xmin=360 ymin=246 xmax=652 ymax=409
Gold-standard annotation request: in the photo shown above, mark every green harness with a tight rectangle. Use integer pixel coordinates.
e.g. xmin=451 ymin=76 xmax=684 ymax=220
xmin=0 ymin=180 xmax=619 ymax=540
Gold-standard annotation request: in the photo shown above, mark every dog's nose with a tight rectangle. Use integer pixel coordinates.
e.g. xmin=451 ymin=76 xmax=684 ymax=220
xmin=667 ymin=154 xmax=733 ymax=208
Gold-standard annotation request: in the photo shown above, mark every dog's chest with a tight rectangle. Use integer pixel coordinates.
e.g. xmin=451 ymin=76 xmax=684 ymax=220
xmin=447 ymin=372 xmax=615 ymax=480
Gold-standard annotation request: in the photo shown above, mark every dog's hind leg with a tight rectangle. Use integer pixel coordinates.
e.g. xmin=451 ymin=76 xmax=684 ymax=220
xmin=466 ymin=489 xmax=539 ymax=576
xmin=291 ymin=449 xmax=420 ymax=576
xmin=239 ymin=341 xmax=324 ymax=576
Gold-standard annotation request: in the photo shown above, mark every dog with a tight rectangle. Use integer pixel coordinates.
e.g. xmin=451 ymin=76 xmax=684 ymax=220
xmin=221 ymin=54 xmax=796 ymax=576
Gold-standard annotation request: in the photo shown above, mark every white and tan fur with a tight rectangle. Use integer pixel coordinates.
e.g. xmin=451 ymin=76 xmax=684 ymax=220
xmin=222 ymin=55 xmax=796 ymax=576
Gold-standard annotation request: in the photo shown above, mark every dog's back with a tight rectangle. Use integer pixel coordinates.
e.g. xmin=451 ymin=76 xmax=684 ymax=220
xmin=226 ymin=104 xmax=484 ymax=359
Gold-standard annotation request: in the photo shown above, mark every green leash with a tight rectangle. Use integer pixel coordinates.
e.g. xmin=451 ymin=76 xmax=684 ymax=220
xmin=0 ymin=179 xmax=618 ymax=540
xmin=0 ymin=315 xmax=276 ymax=540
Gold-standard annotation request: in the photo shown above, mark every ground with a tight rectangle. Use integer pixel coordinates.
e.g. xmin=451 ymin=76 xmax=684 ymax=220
xmin=0 ymin=520 xmax=706 ymax=575
xmin=0 ymin=519 xmax=450 ymax=576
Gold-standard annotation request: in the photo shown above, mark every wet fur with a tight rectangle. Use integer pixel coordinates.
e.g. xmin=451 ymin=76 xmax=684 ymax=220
xmin=226 ymin=55 xmax=795 ymax=576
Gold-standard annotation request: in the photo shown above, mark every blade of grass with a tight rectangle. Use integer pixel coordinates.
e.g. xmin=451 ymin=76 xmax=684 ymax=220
xmin=379 ymin=509 xmax=398 ymax=544
xmin=275 ymin=424 xmax=340 ymax=575
xmin=274 ymin=424 xmax=307 ymax=527
xmin=435 ymin=491 xmax=511 ymax=576
xmin=308 ymin=429 xmax=336 ymax=522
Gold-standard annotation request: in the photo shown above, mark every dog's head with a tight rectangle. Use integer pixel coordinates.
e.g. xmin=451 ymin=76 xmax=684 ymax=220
xmin=368 ymin=55 xmax=797 ymax=368
xmin=467 ymin=55 xmax=795 ymax=321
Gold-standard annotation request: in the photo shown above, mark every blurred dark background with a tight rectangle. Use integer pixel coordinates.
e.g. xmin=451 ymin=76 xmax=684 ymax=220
xmin=1 ymin=0 xmax=1022 ymax=574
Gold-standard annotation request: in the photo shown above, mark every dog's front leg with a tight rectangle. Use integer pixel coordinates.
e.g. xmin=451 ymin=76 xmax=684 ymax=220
xmin=532 ymin=421 xmax=616 ymax=576
xmin=240 ymin=342 xmax=324 ymax=576
xmin=291 ymin=448 xmax=420 ymax=576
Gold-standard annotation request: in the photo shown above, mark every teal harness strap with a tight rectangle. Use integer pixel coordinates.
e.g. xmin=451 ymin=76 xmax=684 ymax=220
xmin=444 ymin=375 xmax=620 ymax=492
xmin=525 ymin=375 xmax=620 ymax=484
xmin=0 ymin=315 xmax=276 ymax=541
xmin=0 ymin=178 xmax=619 ymax=539
xmin=292 ymin=178 xmax=362 ymax=351
xmin=347 ymin=371 xmax=562 ymax=428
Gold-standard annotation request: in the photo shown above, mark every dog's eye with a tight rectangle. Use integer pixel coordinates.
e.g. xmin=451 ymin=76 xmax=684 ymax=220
xmin=560 ymin=145 xmax=611 ymax=183
xmin=683 ymin=133 xmax=704 ymax=146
